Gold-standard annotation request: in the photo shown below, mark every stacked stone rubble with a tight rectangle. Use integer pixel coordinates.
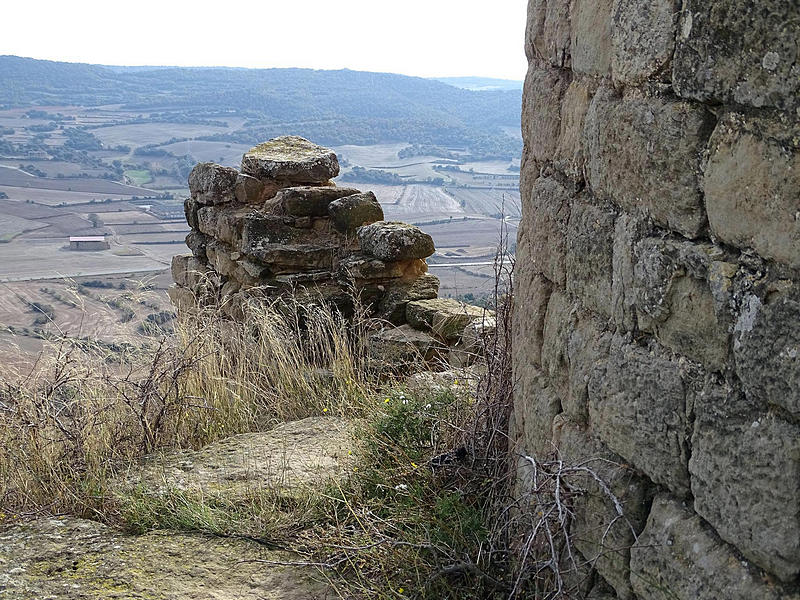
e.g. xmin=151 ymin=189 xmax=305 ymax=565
xmin=170 ymin=136 xmax=494 ymax=369
xmin=514 ymin=1 xmax=800 ymax=598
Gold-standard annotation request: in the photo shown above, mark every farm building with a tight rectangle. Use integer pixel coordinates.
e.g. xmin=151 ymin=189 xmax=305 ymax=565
xmin=69 ymin=236 xmax=109 ymax=251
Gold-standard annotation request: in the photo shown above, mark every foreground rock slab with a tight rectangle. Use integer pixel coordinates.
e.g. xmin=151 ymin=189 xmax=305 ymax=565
xmin=0 ymin=516 xmax=329 ymax=599
xmin=120 ymin=417 xmax=356 ymax=498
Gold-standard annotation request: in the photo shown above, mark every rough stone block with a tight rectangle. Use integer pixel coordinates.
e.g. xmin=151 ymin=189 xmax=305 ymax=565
xmin=171 ymin=254 xmax=212 ymax=290
xmin=185 ymin=230 xmax=210 ymax=262
xmin=554 ymin=77 xmax=596 ymax=180
xmin=584 ymin=86 xmax=713 ymax=238
xmin=376 ymin=273 xmax=440 ymax=324
xmin=566 ymin=315 xmax=611 ymax=424
xmin=197 ymin=206 xmax=249 ymax=246
xmin=704 ymin=114 xmax=800 ymax=269
xmin=690 ymin=384 xmax=800 ymax=581
xmin=368 ymin=325 xmax=444 ymax=368
xmin=512 ymin=367 xmax=562 ymax=457
xmin=206 ymin=240 xmax=267 ymax=286
xmin=183 ymin=197 xmax=200 ymax=229
xmin=240 ymin=136 xmax=339 ymax=184
xmin=274 ymin=186 xmax=362 ymax=218
xmin=611 ymin=213 xmax=650 ymax=332
xmin=554 ymin=417 xmax=651 ymax=599
xmin=521 ymin=64 xmax=571 ymax=167
xmin=512 ymin=268 xmax=552 ymax=369
xmin=632 ymin=238 xmax=731 ymax=370
xmin=233 ymin=173 xmax=266 ymax=205
xmin=521 ymin=177 xmax=571 ymax=287
xmin=588 ymin=336 xmax=692 ymax=496
xmin=336 ymin=255 xmax=406 ymax=280
xmin=188 ymin=162 xmax=238 ymax=205
xmin=243 ymin=243 xmax=335 ymax=273
xmin=525 ymin=0 xmax=571 ymax=67
xmin=566 ymin=200 xmax=616 ymax=318
xmin=631 ymin=495 xmax=796 ymax=600
xmin=405 ymin=298 xmax=481 ymax=332
xmin=357 ymin=221 xmax=435 ymax=261
xmin=541 ymin=288 xmax=572 ymax=398
xmin=734 ymin=292 xmax=800 ymax=418
xmin=673 ymin=0 xmax=800 ymax=112
xmin=611 ymin=0 xmax=679 ymax=85
xmin=571 ymin=0 xmax=613 ymax=76
xmin=328 ymin=192 xmax=384 ymax=234
xmin=240 ymin=212 xmax=304 ymax=249
xmin=406 ymin=298 xmax=490 ymax=341
xmin=461 ymin=315 xmax=497 ymax=356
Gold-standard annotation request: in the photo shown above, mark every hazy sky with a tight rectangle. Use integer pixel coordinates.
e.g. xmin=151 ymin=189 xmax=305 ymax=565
xmin=1 ymin=1 xmax=528 ymax=80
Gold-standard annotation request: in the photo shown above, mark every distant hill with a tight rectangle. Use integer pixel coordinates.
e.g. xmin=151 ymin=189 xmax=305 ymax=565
xmin=0 ymin=56 xmax=522 ymax=159
xmin=434 ymin=77 xmax=524 ymax=91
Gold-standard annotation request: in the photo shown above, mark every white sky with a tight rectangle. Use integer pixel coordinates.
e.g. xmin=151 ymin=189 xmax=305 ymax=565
xmin=1 ymin=1 xmax=528 ymax=80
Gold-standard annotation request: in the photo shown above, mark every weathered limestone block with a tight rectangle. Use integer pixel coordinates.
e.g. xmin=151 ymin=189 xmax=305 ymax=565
xmin=553 ymin=416 xmax=651 ymax=599
xmin=336 ymin=255 xmax=407 ymax=280
xmin=673 ymin=0 xmax=800 ymax=112
xmin=240 ymin=212 xmax=306 ymax=249
xmin=525 ymin=0 xmax=571 ymax=67
xmin=188 ymin=162 xmax=238 ymax=205
xmin=631 ymin=495 xmax=797 ymax=600
xmin=611 ymin=213 xmax=651 ymax=332
xmin=633 ymin=238 xmax=730 ymax=370
xmin=233 ymin=173 xmax=266 ymax=205
xmin=461 ymin=315 xmax=498 ymax=356
xmin=521 ymin=177 xmax=571 ymax=287
xmin=566 ymin=315 xmax=611 ymax=424
xmin=513 ymin=268 xmax=552 ymax=369
xmin=704 ymin=114 xmax=800 ymax=269
xmin=244 ymin=243 xmax=335 ymax=273
xmin=240 ymin=136 xmax=339 ymax=184
xmin=357 ymin=221 xmax=435 ymax=261
xmin=554 ymin=77 xmax=596 ymax=180
xmin=171 ymin=254 xmax=214 ymax=290
xmin=588 ymin=336 xmax=693 ymax=496
xmin=206 ymin=240 xmax=268 ymax=286
xmin=512 ymin=367 xmax=562 ymax=457
xmin=570 ymin=0 xmax=613 ymax=76
xmin=541 ymin=288 xmax=573 ymax=398
xmin=406 ymin=298 xmax=490 ymax=341
xmin=368 ymin=324 xmax=444 ymax=367
xmin=273 ymin=186 xmax=362 ymax=218
xmin=566 ymin=200 xmax=616 ymax=318
xmin=690 ymin=384 xmax=800 ymax=581
xmin=185 ymin=230 xmax=210 ymax=262
xmin=197 ymin=205 xmax=248 ymax=246
xmin=521 ymin=64 xmax=571 ymax=166
xmin=584 ymin=86 xmax=713 ymax=238
xmin=376 ymin=273 xmax=440 ymax=324
xmin=328 ymin=191 xmax=384 ymax=234
xmin=611 ymin=0 xmax=679 ymax=84
xmin=734 ymin=292 xmax=800 ymax=418
xmin=184 ymin=197 xmax=200 ymax=229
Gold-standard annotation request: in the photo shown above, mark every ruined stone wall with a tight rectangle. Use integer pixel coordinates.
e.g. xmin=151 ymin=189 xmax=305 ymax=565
xmin=513 ymin=1 xmax=799 ymax=598
xmin=170 ymin=136 xmax=494 ymax=370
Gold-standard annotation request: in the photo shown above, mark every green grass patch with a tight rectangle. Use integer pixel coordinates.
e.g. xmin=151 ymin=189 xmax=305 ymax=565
xmin=124 ymin=169 xmax=152 ymax=186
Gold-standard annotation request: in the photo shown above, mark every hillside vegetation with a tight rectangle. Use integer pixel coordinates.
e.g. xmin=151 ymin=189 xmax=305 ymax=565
xmin=0 ymin=56 xmax=521 ymax=158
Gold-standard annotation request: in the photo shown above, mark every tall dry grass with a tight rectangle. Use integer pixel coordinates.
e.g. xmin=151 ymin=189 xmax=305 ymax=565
xmin=0 ymin=293 xmax=377 ymax=518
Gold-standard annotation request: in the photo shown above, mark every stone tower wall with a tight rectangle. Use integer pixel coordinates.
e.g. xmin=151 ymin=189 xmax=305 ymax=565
xmin=513 ymin=1 xmax=799 ymax=597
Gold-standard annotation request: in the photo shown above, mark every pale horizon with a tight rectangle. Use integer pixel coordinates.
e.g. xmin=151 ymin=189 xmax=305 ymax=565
xmin=1 ymin=0 xmax=528 ymax=81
